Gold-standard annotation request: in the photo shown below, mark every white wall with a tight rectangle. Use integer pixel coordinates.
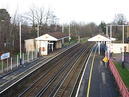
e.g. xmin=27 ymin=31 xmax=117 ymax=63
xmin=35 ymin=40 xmax=48 ymax=55
xmin=25 ymin=39 xmax=35 ymax=52
xmin=40 ymin=41 xmax=48 ymax=55
xmin=107 ymin=43 xmax=129 ymax=53
xmin=56 ymin=40 xmax=62 ymax=49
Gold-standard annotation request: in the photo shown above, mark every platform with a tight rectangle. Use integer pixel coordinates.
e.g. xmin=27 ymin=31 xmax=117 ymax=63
xmin=76 ymin=48 xmax=120 ymax=97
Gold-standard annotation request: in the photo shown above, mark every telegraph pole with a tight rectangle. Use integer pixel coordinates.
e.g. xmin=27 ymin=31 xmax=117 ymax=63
xmin=106 ymin=26 xmax=108 ymax=37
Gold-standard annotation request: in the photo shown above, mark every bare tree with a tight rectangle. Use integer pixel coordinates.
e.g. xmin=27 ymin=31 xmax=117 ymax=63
xmin=113 ymin=14 xmax=127 ymax=25
xmin=62 ymin=22 xmax=99 ymax=38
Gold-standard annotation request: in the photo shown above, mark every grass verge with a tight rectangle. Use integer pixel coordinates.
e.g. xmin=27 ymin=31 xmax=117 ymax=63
xmin=80 ymin=37 xmax=89 ymax=43
xmin=115 ymin=62 xmax=129 ymax=89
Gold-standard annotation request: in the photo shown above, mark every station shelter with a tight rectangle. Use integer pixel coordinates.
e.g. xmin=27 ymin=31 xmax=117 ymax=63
xmin=35 ymin=32 xmax=69 ymax=55
xmin=88 ymin=34 xmax=112 ymax=56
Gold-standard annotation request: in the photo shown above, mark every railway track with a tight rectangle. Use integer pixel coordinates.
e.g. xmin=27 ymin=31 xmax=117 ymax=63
xmin=18 ymin=42 xmax=93 ymax=97
xmin=35 ymin=44 xmax=93 ymax=97
xmin=0 ymin=42 xmax=94 ymax=97
xmin=52 ymin=45 xmax=92 ymax=97
xmin=18 ymin=44 xmax=83 ymax=97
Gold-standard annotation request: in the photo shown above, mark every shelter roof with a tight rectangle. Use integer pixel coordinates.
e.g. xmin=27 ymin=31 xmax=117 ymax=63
xmin=88 ymin=34 xmax=111 ymax=42
xmin=35 ymin=32 xmax=69 ymax=41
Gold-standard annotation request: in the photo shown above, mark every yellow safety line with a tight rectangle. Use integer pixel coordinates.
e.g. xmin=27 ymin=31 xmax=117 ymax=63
xmin=86 ymin=49 xmax=96 ymax=97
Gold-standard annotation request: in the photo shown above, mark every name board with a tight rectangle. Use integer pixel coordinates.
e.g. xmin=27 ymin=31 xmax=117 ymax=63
xmin=0 ymin=52 xmax=10 ymax=60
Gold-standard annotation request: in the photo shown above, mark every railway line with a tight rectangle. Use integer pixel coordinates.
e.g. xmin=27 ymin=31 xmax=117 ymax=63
xmin=18 ymin=44 xmax=83 ymax=97
xmin=0 ymin=42 xmax=94 ymax=97
xmin=45 ymin=44 xmax=93 ymax=97
xmin=34 ymin=45 xmax=91 ymax=97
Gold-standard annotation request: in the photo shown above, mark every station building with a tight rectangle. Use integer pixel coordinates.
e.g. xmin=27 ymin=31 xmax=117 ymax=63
xmin=25 ymin=32 xmax=69 ymax=55
xmin=88 ymin=34 xmax=129 ymax=54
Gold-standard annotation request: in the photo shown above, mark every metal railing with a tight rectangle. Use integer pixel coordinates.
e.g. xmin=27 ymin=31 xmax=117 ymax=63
xmin=109 ymin=59 xmax=129 ymax=97
xmin=0 ymin=51 xmax=38 ymax=74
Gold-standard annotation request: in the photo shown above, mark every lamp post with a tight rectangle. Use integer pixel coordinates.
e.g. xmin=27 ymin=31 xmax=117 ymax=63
xmin=37 ymin=25 xmax=40 ymax=37
xmin=62 ymin=25 xmax=64 ymax=33
xmin=122 ymin=25 xmax=125 ymax=68
xmin=19 ymin=22 xmax=22 ymax=65
xmin=106 ymin=26 xmax=108 ymax=37
xmin=110 ymin=25 xmax=112 ymax=38
xmin=69 ymin=24 xmax=71 ymax=44
xmin=36 ymin=25 xmax=41 ymax=57
xmin=106 ymin=24 xmax=129 ymax=68
xmin=106 ymin=25 xmax=112 ymax=59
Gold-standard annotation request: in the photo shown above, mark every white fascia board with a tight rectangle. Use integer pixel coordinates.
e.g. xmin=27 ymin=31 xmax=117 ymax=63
xmin=35 ymin=34 xmax=58 ymax=41
xmin=88 ymin=34 xmax=111 ymax=42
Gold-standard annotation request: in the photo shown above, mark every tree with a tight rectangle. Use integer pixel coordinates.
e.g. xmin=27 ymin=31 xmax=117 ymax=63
xmin=0 ymin=9 xmax=11 ymax=52
xmin=111 ymin=14 xmax=127 ymax=41
xmin=113 ymin=14 xmax=127 ymax=25
xmin=23 ymin=7 xmax=58 ymax=35
xmin=62 ymin=22 xmax=99 ymax=38
xmin=99 ymin=21 xmax=106 ymax=34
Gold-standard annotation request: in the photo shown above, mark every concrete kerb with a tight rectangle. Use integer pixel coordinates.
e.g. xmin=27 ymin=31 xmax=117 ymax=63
xmin=75 ymin=44 xmax=96 ymax=97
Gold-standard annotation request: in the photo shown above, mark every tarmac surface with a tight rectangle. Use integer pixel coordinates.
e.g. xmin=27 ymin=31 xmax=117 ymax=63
xmin=77 ymin=48 xmax=120 ymax=97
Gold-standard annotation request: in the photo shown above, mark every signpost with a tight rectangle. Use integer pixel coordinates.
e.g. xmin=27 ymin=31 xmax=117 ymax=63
xmin=0 ymin=52 xmax=10 ymax=73
xmin=0 ymin=52 xmax=10 ymax=60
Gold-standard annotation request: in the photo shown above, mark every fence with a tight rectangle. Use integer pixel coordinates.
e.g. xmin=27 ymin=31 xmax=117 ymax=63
xmin=0 ymin=51 xmax=38 ymax=74
xmin=109 ymin=59 xmax=129 ymax=97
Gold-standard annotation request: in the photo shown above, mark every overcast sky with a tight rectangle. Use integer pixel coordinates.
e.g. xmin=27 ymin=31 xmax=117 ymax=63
xmin=0 ymin=0 xmax=129 ymax=24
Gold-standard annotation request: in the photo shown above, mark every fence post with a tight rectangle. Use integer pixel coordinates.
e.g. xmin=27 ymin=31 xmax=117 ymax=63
xmin=36 ymin=50 xmax=38 ymax=58
xmin=25 ymin=53 xmax=27 ymax=62
xmin=32 ymin=51 xmax=34 ymax=60
xmin=24 ymin=53 xmax=26 ymax=62
xmin=2 ymin=60 xmax=3 ymax=73
xmin=22 ymin=53 xmax=24 ymax=64
xmin=11 ymin=57 xmax=12 ymax=70
xmin=17 ymin=55 xmax=19 ymax=67
xmin=7 ymin=58 xmax=9 ymax=71
xmin=27 ymin=51 xmax=30 ymax=62
xmin=34 ymin=50 xmax=36 ymax=59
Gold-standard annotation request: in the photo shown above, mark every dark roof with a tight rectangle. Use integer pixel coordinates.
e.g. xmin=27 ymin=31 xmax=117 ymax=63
xmin=46 ymin=32 xmax=69 ymax=39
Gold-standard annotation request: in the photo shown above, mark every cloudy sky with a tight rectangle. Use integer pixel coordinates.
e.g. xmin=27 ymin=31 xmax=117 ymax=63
xmin=0 ymin=0 xmax=129 ymax=24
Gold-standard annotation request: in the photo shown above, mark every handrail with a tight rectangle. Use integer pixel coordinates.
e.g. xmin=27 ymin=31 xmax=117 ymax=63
xmin=109 ymin=59 xmax=129 ymax=97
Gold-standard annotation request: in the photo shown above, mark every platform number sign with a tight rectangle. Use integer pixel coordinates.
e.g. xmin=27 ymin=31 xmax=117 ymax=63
xmin=0 ymin=52 xmax=10 ymax=60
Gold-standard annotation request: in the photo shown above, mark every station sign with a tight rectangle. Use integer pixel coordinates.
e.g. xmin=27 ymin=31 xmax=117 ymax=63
xmin=0 ymin=52 xmax=10 ymax=60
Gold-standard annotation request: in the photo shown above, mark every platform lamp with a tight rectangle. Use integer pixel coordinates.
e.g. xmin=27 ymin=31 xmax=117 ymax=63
xmin=19 ymin=22 xmax=22 ymax=65
xmin=62 ymin=24 xmax=64 ymax=33
xmin=122 ymin=25 xmax=125 ymax=68
xmin=107 ymin=24 xmax=128 ymax=68
xmin=69 ymin=24 xmax=71 ymax=44
xmin=36 ymin=25 xmax=40 ymax=57
xmin=106 ymin=25 xmax=112 ymax=59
